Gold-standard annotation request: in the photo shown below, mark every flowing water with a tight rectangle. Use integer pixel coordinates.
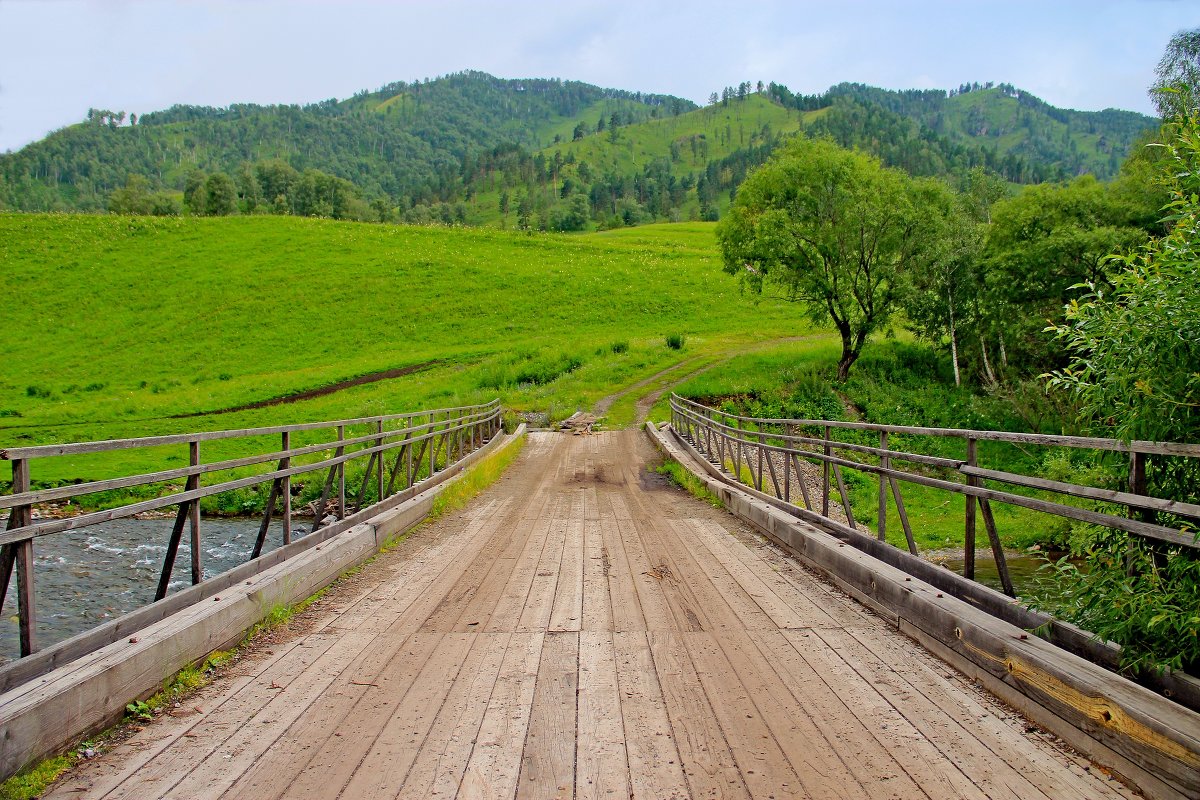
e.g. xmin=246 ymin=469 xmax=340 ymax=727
xmin=0 ymin=517 xmax=293 ymax=663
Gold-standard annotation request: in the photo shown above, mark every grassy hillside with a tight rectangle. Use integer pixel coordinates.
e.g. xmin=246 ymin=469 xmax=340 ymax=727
xmin=464 ymin=93 xmax=813 ymax=225
xmin=0 ymin=214 xmax=813 ymax=483
xmin=939 ymin=88 xmax=1147 ymax=179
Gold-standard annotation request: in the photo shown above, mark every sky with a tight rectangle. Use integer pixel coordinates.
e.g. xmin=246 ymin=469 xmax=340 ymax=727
xmin=0 ymin=0 xmax=1193 ymax=152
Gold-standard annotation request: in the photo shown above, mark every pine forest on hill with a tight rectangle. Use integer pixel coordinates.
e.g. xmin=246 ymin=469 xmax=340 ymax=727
xmin=0 ymin=72 xmax=1158 ymax=230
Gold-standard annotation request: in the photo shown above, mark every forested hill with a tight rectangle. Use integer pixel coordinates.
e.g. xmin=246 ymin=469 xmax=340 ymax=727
xmin=0 ymin=72 xmax=694 ymax=212
xmin=791 ymin=82 xmax=1156 ymax=181
xmin=0 ymin=72 xmax=1157 ymax=225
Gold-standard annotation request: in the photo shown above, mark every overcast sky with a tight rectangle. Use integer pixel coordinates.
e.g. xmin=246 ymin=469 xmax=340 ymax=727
xmin=0 ymin=0 xmax=1192 ymax=152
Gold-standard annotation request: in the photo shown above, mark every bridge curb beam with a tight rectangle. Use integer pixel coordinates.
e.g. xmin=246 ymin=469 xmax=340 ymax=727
xmin=647 ymin=421 xmax=1200 ymax=800
xmin=0 ymin=424 xmax=526 ymax=782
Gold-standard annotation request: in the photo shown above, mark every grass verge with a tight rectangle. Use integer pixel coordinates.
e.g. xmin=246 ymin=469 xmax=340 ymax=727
xmin=655 ymin=460 xmax=723 ymax=509
xmin=430 ymin=431 xmax=527 ymax=518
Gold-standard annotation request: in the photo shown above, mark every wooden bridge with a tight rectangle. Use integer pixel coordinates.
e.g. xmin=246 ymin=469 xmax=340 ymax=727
xmin=1 ymin=403 xmax=1198 ymax=799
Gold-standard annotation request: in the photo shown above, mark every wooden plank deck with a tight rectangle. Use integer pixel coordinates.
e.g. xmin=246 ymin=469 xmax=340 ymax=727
xmin=47 ymin=431 xmax=1140 ymax=799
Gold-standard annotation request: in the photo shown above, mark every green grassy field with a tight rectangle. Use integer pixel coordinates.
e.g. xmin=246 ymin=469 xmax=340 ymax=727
xmin=0 ymin=213 xmax=818 ymax=487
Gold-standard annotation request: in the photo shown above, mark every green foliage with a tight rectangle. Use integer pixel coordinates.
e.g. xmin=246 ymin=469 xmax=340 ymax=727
xmin=980 ymin=175 xmax=1151 ymax=373
xmin=1038 ymin=531 xmax=1200 ymax=674
xmin=1046 ymin=115 xmax=1200 ymax=446
xmin=204 ymin=172 xmax=238 ymax=216
xmin=665 ymin=334 xmax=685 ymax=350
xmin=476 ymin=349 xmax=586 ymax=389
xmin=717 ymin=137 xmax=954 ymax=380
xmin=1039 ymin=102 xmax=1200 ymax=675
xmin=124 ymin=700 xmax=152 ymax=721
xmin=0 ymin=753 xmax=73 ymax=800
xmin=183 ymin=169 xmax=206 ymax=215
xmin=1151 ymin=28 xmax=1200 ymax=119
xmin=107 ymin=174 xmax=179 ymax=216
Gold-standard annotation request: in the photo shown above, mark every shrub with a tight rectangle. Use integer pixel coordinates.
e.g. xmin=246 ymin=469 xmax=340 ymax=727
xmin=665 ymin=333 xmax=685 ymax=350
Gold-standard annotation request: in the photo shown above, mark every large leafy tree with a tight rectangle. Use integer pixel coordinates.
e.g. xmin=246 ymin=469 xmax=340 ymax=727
xmin=977 ymin=176 xmax=1150 ymax=375
xmin=716 ymin=137 xmax=950 ymax=381
xmin=901 ymin=185 xmax=981 ymax=386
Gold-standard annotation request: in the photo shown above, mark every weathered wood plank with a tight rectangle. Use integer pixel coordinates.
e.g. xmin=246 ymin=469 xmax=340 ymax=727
xmin=575 ymin=631 xmax=630 ymax=800
xmin=516 ymin=631 xmax=578 ymax=799
xmin=612 ymin=631 xmax=689 ymax=799
xmin=548 ymin=520 xmax=584 ymax=632
xmin=580 ymin=520 xmax=613 ymax=631
xmin=458 ymin=632 xmax=544 ymax=799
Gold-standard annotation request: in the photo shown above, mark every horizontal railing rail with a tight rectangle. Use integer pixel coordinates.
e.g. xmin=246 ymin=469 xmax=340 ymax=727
xmin=0 ymin=400 xmax=503 ymax=659
xmin=669 ymin=394 xmax=1200 ymax=600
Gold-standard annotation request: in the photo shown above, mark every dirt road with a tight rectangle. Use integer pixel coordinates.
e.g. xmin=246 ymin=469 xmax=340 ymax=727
xmin=48 ymin=431 xmax=1137 ymax=799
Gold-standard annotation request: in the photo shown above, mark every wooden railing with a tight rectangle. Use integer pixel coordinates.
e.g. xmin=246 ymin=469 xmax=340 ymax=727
xmin=0 ymin=400 xmax=502 ymax=659
xmin=670 ymin=394 xmax=1200 ymax=597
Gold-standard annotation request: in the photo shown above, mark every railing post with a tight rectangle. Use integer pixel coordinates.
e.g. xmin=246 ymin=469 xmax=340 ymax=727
xmin=429 ymin=412 xmax=437 ymax=476
xmin=736 ymin=418 xmax=744 ymax=484
xmin=756 ymin=433 xmax=764 ymax=491
xmin=406 ymin=421 xmax=415 ymax=489
xmin=822 ymin=425 xmax=831 ymax=517
xmin=6 ymin=459 xmax=36 ymax=656
xmin=965 ymin=437 xmax=977 ymax=580
xmin=376 ymin=421 xmax=385 ymax=505
xmin=878 ymin=431 xmax=888 ymax=542
xmin=1128 ymin=450 xmax=1158 ymax=572
xmin=188 ymin=440 xmax=202 ymax=583
xmin=282 ymin=431 xmax=292 ymax=544
xmin=783 ymin=425 xmax=791 ymax=504
xmin=337 ymin=425 xmax=346 ymax=520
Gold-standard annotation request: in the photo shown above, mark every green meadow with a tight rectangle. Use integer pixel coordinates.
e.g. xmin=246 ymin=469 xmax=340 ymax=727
xmin=0 ymin=213 xmax=817 ymax=487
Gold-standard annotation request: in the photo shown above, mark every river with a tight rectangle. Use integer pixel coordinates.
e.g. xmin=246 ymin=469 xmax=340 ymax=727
xmin=0 ymin=517 xmax=291 ymax=663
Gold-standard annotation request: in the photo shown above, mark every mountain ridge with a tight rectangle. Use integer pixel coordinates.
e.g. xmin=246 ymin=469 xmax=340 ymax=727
xmin=0 ymin=71 xmax=1158 ymax=226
